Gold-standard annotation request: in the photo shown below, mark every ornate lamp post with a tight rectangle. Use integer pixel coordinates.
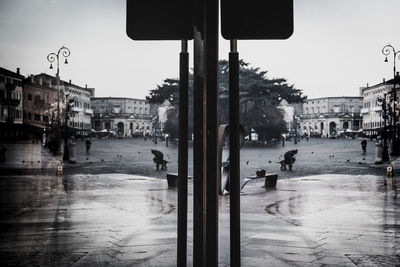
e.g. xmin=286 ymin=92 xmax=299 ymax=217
xmin=382 ymin=44 xmax=400 ymax=156
xmin=378 ymin=94 xmax=390 ymax=161
xmin=47 ymin=46 xmax=70 ymax=158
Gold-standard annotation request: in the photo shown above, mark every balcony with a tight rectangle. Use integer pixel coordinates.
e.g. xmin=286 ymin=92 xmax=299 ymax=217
xmin=5 ymin=83 xmax=16 ymax=91
xmin=1 ymin=98 xmax=20 ymax=106
xmin=360 ymin=108 xmax=369 ymax=114
xmin=84 ymin=108 xmax=93 ymax=115
xmin=371 ymin=106 xmax=381 ymax=112
xmin=71 ymin=106 xmax=84 ymax=113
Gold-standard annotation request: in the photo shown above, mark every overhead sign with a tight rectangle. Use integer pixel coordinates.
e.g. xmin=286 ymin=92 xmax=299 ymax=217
xmin=221 ymin=0 xmax=293 ymax=40
xmin=126 ymin=0 xmax=193 ymax=40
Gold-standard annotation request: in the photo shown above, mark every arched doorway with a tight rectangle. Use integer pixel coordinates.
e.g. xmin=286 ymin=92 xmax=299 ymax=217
xmin=343 ymin=121 xmax=349 ymax=130
xmin=320 ymin=122 xmax=324 ymax=135
xmin=130 ymin=122 xmax=133 ymax=135
xmin=117 ymin=122 xmax=124 ymax=137
xmin=329 ymin=122 xmax=336 ymax=136
xmin=105 ymin=122 xmax=111 ymax=130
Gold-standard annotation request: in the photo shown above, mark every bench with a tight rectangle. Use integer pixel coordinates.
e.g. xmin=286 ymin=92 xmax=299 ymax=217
xmin=240 ymin=173 xmax=278 ymax=191
xmin=166 ymin=173 xmax=194 ymax=188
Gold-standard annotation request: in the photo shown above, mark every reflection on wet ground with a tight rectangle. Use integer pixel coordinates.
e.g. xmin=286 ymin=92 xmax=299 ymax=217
xmin=1 ymin=173 xmax=400 ymax=266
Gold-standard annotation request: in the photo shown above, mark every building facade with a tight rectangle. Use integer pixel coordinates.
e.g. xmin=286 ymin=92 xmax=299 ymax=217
xmin=299 ymin=96 xmax=363 ymax=137
xmin=278 ymin=100 xmax=303 ymax=136
xmin=91 ymin=97 xmax=152 ymax=137
xmin=31 ymin=74 xmax=94 ymax=137
xmin=63 ymin=80 xmax=94 ymax=137
xmin=360 ymin=80 xmax=392 ymax=137
xmin=23 ymin=75 xmax=58 ymax=136
xmin=0 ymin=67 xmax=24 ymax=139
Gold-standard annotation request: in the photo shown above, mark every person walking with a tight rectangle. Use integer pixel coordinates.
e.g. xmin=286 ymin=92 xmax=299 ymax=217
xmin=42 ymin=130 xmax=46 ymax=146
xmin=85 ymin=136 xmax=91 ymax=154
xmin=361 ymin=139 xmax=367 ymax=154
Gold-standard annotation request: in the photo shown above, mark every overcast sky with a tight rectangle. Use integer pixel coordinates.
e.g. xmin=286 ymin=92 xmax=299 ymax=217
xmin=1 ymin=0 xmax=400 ymax=99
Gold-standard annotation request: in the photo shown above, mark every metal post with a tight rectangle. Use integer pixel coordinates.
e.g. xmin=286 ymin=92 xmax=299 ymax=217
xmin=193 ymin=7 xmax=205 ymax=266
xmin=47 ymin=46 xmax=70 ymax=158
xmin=294 ymin=115 xmax=298 ymax=144
xmin=177 ymin=39 xmax=189 ymax=267
xmin=382 ymin=95 xmax=390 ymax=162
xmin=382 ymin=44 xmax=400 ymax=156
xmin=204 ymin=0 xmax=219 ymax=265
xmin=63 ymin=95 xmax=69 ymax=160
xmin=229 ymin=39 xmax=241 ymax=267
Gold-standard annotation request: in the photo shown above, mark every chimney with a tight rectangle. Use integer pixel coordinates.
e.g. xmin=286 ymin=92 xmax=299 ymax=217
xmin=16 ymin=68 xmax=20 ymax=75
xmin=367 ymin=83 xmax=369 ymax=88
xmin=69 ymin=79 xmax=71 ymax=84
xmin=397 ymin=71 xmax=399 ymax=77
xmin=85 ymin=84 xmax=87 ymax=88
xmin=30 ymin=75 xmax=34 ymax=83
xmin=383 ymin=78 xmax=386 ymax=83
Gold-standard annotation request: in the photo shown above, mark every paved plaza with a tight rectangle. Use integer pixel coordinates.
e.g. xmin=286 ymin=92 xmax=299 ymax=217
xmin=1 ymin=172 xmax=400 ymax=266
xmin=1 ymin=138 xmax=400 ymax=266
xmin=61 ymin=137 xmax=385 ymax=179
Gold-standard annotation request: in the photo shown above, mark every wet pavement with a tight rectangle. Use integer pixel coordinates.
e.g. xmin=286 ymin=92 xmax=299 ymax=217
xmin=63 ymin=138 xmax=388 ymax=179
xmin=1 ymin=172 xmax=400 ymax=266
xmin=0 ymin=141 xmax=61 ymax=175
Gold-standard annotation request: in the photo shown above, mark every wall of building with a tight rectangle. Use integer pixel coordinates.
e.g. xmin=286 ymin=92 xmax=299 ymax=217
xmin=299 ymin=97 xmax=363 ymax=137
xmin=360 ymin=81 xmax=392 ymax=136
xmin=0 ymin=67 xmax=24 ymax=139
xmin=91 ymin=97 xmax=153 ymax=137
xmin=23 ymin=77 xmax=58 ymax=130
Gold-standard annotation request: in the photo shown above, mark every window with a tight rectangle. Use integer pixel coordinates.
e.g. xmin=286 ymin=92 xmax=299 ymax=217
xmin=34 ymin=114 xmax=41 ymax=121
xmin=0 ymin=76 xmax=4 ymax=83
xmin=28 ymin=113 xmax=32 ymax=120
xmin=6 ymin=78 xmax=11 ymax=84
xmin=28 ymin=94 xmax=32 ymax=101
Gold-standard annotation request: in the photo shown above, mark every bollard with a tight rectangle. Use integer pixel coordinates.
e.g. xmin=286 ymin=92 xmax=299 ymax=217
xmin=387 ymin=162 xmax=394 ymax=177
xmin=375 ymin=142 xmax=383 ymax=164
xmin=68 ymin=136 xmax=76 ymax=164
xmin=56 ymin=162 xmax=63 ymax=176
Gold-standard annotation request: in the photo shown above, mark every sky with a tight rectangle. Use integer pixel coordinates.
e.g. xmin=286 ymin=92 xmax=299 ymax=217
xmin=1 ymin=0 xmax=400 ymax=99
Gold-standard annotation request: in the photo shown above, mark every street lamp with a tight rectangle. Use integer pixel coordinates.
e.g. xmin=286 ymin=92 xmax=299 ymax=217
xmin=47 ymin=46 xmax=70 ymax=158
xmin=293 ymin=114 xmax=298 ymax=144
xmin=377 ymin=95 xmax=390 ymax=161
xmin=382 ymin=44 xmax=400 ymax=156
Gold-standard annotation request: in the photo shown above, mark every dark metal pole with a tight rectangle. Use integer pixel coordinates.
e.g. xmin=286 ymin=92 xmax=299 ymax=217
xmin=382 ymin=44 xmax=400 ymax=155
xmin=229 ymin=39 xmax=241 ymax=267
xmin=193 ymin=5 xmax=205 ymax=265
xmin=204 ymin=0 xmax=219 ymax=265
xmin=177 ymin=40 xmax=189 ymax=267
xmin=294 ymin=114 xmax=298 ymax=144
xmin=382 ymin=95 xmax=390 ymax=162
xmin=63 ymin=95 xmax=69 ymax=160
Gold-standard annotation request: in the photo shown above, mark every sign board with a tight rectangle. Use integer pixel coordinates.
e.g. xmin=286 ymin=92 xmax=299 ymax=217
xmin=221 ymin=0 xmax=293 ymax=40
xmin=126 ymin=0 xmax=193 ymax=40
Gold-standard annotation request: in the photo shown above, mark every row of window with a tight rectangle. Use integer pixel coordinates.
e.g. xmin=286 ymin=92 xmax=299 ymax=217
xmin=0 ymin=76 xmax=22 ymax=86
xmin=363 ymin=121 xmax=385 ymax=128
xmin=0 ymin=107 xmax=22 ymax=120
xmin=23 ymin=112 xmax=49 ymax=122
xmin=304 ymin=106 xmax=361 ymax=114
xmin=69 ymin=121 xmax=90 ymax=128
xmin=96 ymin=106 xmax=148 ymax=114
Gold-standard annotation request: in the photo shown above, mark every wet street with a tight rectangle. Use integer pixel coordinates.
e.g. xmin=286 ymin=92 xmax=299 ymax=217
xmin=1 ymin=173 xmax=400 ymax=266
xmin=1 ymin=138 xmax=400 ymax=266
xmin=65 ymin=137 xmax=385 ymax=179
